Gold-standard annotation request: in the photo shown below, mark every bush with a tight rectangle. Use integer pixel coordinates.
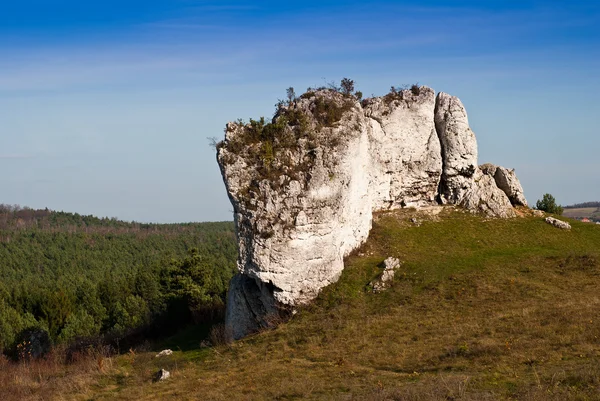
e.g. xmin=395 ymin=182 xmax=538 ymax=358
xmin=340 ymin=78 xmax=354 ymax=95
xmin=13 ymin=327 xmax=52 ymax=361
xmin=410 ymin=84 xmax=421 ymax=95
xmin=535 ymin=193 xmax=564 ymax=215
xmin=312 ymin=94 xmax=355 ymax=129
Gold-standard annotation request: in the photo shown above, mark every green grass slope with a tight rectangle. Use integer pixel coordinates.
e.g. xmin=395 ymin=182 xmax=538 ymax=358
xmin=6 ymin=208 xmax=600 ymax=400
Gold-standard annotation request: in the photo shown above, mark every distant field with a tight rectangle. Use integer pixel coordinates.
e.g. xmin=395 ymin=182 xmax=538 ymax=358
xmin=563 ymin=207 xmax=600 ymax=219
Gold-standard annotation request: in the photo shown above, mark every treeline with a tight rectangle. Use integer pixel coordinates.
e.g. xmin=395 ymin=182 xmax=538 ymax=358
xmin=0 ymin=205 xmax=237 ymax=358
xmin=564 ymin=201 xmax=600 ymax=209
xmin=0 ymin=203 xmax=202 ymax=232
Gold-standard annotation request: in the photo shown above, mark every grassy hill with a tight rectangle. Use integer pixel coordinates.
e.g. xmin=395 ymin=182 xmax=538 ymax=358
xmin=3 ymin=208 xmax=600 ymax=400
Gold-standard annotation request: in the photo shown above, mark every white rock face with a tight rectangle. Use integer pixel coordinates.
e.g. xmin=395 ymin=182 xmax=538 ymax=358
xmin=217 ymin=86 xmax=527 ymax=339
xmin=494 ymin=166 xmax=528 ymax=206
xmin=219 ymin=92 xmax=373 ymax=338
xmin=433 ymin=93 xmax=524 ymax=216
xmin=365 ymin=88 xmax=442 ymax=209
xmin=459 ymin=170 xmax=516 ymax=218
xmin=480 ymin=163 xmax=528 ymax=207
xmin=435 ymin=92 xmax=478 ymax=204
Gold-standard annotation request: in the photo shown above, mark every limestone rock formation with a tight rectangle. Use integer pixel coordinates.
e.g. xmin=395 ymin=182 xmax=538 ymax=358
xmin=219 ymin=91 xmax=373 ymax=338
xmin=217 ymin=85 xmax=528 ymax=339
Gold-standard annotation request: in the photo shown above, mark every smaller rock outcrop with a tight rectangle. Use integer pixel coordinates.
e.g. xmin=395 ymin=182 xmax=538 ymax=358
xmin=545 ymin=217 xmax=571 ymax=230
xmin=480 ymin=164 xmax=527 ymax=207
xmin=371 ymin=257 xmax=401 ymax=293
xmin=458 ymin=170 xmax=516 ymax=218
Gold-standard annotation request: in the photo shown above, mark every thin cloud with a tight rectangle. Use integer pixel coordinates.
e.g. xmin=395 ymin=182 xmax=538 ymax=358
xmin=143 ymin=22 xmax=223 ymax=30
xmin=0 ymin=44 xmax=251 ymax=92
xmin=0 ymin=154 xmax=33 ymax=159
xmin=186 ymin=4 xmax=260 ymax=12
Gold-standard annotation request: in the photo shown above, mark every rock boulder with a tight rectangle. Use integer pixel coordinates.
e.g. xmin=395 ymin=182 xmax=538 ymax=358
xmin=371 ymin=257 xmax=401 ymax=293
xmin=545 ymin=217 xmax=571 ymax=230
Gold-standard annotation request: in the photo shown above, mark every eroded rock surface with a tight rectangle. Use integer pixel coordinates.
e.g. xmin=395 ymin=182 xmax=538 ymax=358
xmin=434 ymin=92 xmax=478 ymax=204
xmin=364 ymin=88 xmax=442 ymax=209
xmin=225 ymin=273 xmax=280 ymax=340
xmin=494 ymin=166 xmax=528 ymax=207
xmin=459 ymin=170 xmax=516 ymax=218
xmin=217 ymin=86 xmax=528 ymax=339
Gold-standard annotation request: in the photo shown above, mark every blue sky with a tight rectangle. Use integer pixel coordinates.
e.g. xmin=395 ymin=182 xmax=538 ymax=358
xmin=1 ymin=1 xmax=599 ymax=222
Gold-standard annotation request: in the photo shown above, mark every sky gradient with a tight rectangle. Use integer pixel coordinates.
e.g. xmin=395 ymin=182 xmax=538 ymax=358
xmin=2 ymin=1 xmax=599 ymax=222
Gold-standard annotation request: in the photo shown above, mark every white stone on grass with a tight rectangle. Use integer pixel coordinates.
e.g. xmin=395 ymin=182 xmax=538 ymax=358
xmin=545 ymin=217 xmax=571 ymax=230
xmin=155 ymin=349 xmax=173 ymax=358
xmin=371 ymin=257 xmax=401 ymax=293
xmin=154 ymin=369 xmax=170 ymax=382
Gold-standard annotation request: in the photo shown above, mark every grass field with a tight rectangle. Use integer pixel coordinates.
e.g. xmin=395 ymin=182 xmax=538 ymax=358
xmin=563 ymin=207 xmax=600 ymax=220
xmin=3 ymin=207 xmax=600 ymax=400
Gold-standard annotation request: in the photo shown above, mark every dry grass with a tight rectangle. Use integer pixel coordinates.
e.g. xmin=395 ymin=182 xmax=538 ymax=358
xmin=0 ymin=345 xmax=114 ymax=401
xmin=563 ymin=207 xmax=600 ymax=219
xmin=4 ymin=209 xmax=600 ymax=400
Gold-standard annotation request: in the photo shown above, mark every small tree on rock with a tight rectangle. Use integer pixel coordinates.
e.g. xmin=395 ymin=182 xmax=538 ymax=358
xmin=535 ymin=193 xmax=563 ymax=215
xmin=286 ymin=87 xmax=295 ymax=104
xmin=340 ymin=78 xmax=354 ymax=95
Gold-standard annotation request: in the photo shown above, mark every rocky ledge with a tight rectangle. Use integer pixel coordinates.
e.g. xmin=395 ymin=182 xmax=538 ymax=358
xmin=216 ymin=85 xmax=527 ymax=339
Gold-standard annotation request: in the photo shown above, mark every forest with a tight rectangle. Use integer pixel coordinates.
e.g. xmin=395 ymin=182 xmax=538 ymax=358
xmin=0 ymin=204 xmax=237 ymax=359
